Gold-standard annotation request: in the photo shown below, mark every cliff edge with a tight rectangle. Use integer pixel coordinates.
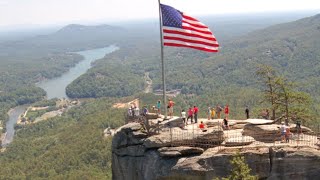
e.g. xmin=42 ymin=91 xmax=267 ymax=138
xmin=111 ymin=117 xmax=320 ymax=180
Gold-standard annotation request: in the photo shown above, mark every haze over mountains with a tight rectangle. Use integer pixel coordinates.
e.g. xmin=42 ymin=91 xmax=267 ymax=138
xmin=0 ymin=11 xmax=320 ymax=179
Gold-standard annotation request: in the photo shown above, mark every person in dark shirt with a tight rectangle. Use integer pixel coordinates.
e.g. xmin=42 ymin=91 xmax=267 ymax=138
xmin=245 ymin=106 xmax=250 ymax=119
xmin=223 ymin=118 xmax=229 ymax=130
xmin=216 ymin=105 xmax=222 ymax=119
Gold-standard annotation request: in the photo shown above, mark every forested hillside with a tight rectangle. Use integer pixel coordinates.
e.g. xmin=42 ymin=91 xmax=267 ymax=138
xmin=0 ymin=98 xmax=126 ymax=179
xmin=0 ymin=13 xmax=319 ymax=179
xmin=66 ymin=14 xmax=320 ymax=124
xmin=0 ymin=24 xmax=124 ymax=129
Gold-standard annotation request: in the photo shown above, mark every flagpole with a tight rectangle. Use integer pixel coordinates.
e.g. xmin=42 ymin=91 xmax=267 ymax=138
xmin=158 ymin=0 xmax=167 ymax=119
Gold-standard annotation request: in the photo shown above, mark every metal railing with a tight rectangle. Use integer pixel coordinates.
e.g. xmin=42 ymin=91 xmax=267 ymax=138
xmin=167 ymin=127 xmax=320 ymax=149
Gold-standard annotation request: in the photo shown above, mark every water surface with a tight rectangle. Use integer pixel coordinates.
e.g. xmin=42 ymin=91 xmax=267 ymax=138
xmin=37 ymin=45 xmax=118 ymax=99
xmin=2 ymin=105 xmax=28 ymax=147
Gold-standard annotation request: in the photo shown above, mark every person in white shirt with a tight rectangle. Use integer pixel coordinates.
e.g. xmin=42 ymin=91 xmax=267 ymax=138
xmin=181 ymin=109 xmax=186 ymax=125
xmin=280 ymin=122 xmax=286 ymax=142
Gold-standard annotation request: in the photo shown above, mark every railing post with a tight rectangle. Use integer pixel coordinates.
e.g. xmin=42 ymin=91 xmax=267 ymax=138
xmin=170 ymin=123 xmax=172 ymax=147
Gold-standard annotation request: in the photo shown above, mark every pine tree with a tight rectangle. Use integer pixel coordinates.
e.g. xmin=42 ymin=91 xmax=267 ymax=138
xmin=224 ymin=152 xmax=258 ymax=180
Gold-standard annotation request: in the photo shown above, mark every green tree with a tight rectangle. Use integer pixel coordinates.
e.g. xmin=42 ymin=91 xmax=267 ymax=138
xmin=275 ymin=77 xmax=312 ymax=125
xmin=256 ymin=64 xmax=279 ymax=120
xmin=256 ymin=65 xmax=312 ymax=124
xmin=224 ymin=152 xmax=258 ymax=180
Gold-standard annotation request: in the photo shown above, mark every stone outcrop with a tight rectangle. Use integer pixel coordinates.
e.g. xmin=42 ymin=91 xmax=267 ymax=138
xmin=242 ymin=124 xmax=281 ymax=142
xmin=112 ymin=120 xmax=320 ymax=180
xmin=145 ymin=113 xmax=159 ymax=120
xmin=225 ymin=135 xmax=255 ymax=146
xmin=158 ymin=146 xmax=204 ymax=157
xmin=289 ymin=124 xmax=313 ymax=134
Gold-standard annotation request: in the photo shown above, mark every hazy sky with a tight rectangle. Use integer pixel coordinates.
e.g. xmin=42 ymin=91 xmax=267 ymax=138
xmin=1 ymin=0 xmax=319 ymax=28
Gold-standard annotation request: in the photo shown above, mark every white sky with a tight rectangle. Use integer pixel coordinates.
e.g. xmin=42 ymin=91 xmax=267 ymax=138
xmin=0 ymin=0 xmax=320 ymax=28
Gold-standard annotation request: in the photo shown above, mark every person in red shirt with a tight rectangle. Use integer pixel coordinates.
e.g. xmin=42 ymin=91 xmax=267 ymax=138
xmin=224 ymin=104 xmax=229 ymax=119
xmin=199 ymin=121 xmax=207 ymax=132
xmin=168 ymin=99 xmax=175 ymax=117
xmin=187 ymin=107 xmax=193 ymax=124
xmin=193 ymin=106 xmax=199 ymax=123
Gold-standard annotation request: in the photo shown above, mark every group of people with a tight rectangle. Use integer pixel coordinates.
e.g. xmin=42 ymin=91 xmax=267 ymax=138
xmin=127 ymin=104 xmax=149 ymax=117
xmin=180 ymin=105 xmax=199 ymax=125
xmin=128 ymin=105 xmax=139 ymax=117
xmin=280 ymin=120 xmax=303 ymax=143
xmin=206 ymin=105 xmax=229 ymax=120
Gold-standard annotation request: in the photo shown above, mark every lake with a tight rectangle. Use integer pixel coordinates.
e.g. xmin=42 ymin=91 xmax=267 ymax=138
xmin=37 ymin=45 xmax=119 ymax=99
xmin=2 ymin=45 xmax=118 ymax=146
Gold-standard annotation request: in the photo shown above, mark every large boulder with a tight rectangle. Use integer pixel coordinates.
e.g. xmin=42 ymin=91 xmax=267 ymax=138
xmin=146 ymin=113 xmax=159 ymax=120
xmin=114 ymin=145 xmax=146 ymax=157
xmin=144 ymin=127 xmax=224 ymax=149
xmin=243 ymin=124 xmax=281 ymax=142
xmin=143 ymin=133 xmax=171 ymax=149
xmin=161 ymin=117 xmax=184 ymax=128
xmin=225 ymin=136 xmax=255 ymax=147
xmin=171 ymin=147 xmax=271 ymax=179
xmin=243 ymin=119 xmax=274 ymax=125
xmin=289 ymin=124 xmax=313 ymax=134
xmin=112 ymin=122 xmax=147 ymax=151
xmin=269 ymin=147 xmax=320 ymax=179
xmin=158 ymin=146 xmax=204 ymax=157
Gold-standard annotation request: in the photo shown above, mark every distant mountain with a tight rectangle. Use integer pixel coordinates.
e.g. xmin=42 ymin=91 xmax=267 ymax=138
xmin=55 ymin=24 xmax=123 ymax=35
xmin=216 ymin=13 xmax=320 ymax=84
xmin=0 ymin=24 xmax=126 ymax=57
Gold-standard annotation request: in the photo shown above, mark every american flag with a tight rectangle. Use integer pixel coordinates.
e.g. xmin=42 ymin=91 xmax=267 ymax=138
xmin=160 ymin=4 xmax=219 ymax=53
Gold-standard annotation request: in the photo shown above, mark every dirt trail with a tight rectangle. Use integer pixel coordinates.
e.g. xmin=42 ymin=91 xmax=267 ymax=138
xmin=144 ymin=72 xmax=152 ymax=93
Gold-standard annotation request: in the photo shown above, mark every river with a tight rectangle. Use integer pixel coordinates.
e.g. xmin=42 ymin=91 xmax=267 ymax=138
xmin=2 ymin=45 xmax=118 ymax=146
xmin=37 ymin=45 xmax=119 ymax=99
xmin=2 ymin=105 xmax=28 ymax=147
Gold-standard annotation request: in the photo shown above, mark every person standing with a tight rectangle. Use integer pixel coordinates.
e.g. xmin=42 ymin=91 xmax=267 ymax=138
xmin=168 ymin=99 xmax=175 ymax=117
xmin=156 ymin=100 xmax=161 ymax=114
xmin=193 ymin=105 xmax=199 ymax=123
xmin=245 ymin=106 xmax=250 ymax=119
xmin=207 ymin=107 xmax=211 ymax=120
xmin=131 ymin=105 xmax=135 ymax=117
xmin=181 ymin=109 xmax=186 ymax=125
xmin=216 ymin=105 xmax=222 ymax=119
xmin=280 ymin=122 xmax=287 ymax=143
xmin=142 ymin=106 xmax=148 ymax=116
xmin=211 ymin=107 xmax=216 ymax=120
xmin=265 ymin=109 xmax=270 ymax=120
xmin=224 ymin=104 xmax=229 ymax=119
xmin=187 ymin=107 xmax=193 ymax=124
xmin=296 ymin=120 xmax=302 ymax=134
xmin=285 ymin=126 xmax=291 ymax=143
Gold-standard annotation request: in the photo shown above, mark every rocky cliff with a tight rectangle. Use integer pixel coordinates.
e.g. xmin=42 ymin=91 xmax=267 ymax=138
xmin=112 ymin=119 xmax=320 ymax=180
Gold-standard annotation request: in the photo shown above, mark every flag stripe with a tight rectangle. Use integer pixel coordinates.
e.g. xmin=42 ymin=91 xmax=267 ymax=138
xmin=164 ymin=42 xmax=218 ymax=52
xmin=163 ymin=27 xmax=217 ymax=41
xmin=163 ymin=33 xmax=218 ymax=45
xmin=164 ymin=39 xmax=219 ymax=50
xmin=182 ymin=19 xmax=207 ymax=29
xmin=182 ymin=24 xmax=212 ymax=35
xmin=182 ymin=14 xmax=198 ymax=22
xmin=164 ymin=36 xmax=219 ymax=47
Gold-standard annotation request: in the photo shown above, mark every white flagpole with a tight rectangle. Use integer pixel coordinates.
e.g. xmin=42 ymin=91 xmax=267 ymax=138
xmin=158 ymin=0 xmax=167 ymax=119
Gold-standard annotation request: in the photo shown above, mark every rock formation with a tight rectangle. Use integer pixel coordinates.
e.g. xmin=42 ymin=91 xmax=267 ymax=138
xmin=112 ymin=118 xmax=320 ymax=180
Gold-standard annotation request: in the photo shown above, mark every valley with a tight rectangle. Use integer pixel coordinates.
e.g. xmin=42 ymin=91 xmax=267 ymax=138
xmin=0 ymin=11 xmax=319 ymax=179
